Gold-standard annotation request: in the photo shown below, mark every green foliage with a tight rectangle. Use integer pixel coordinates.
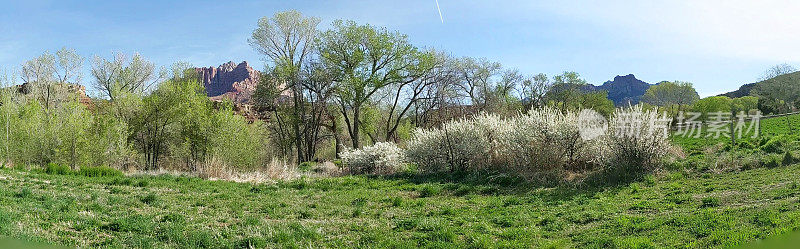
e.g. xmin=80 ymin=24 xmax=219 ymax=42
xmin=701 ymin=197 xmax=720 ymax=207
xmin=45 ymin=163 xmax=72 ymax=175
xmin=760 ymin=135 xmax=788 ymax=153
xmin=298 ymin=161 xmax=316 ymax=172
xmin=641 ymin=81 xmax=699 ymax=109
xmin=139 ymin=193 xmax=159 ymax=205
xmin=208 ymin=107 xmax=269 ymax=171
xmin=782 ymin=151 xmax=795 ymax=166
xmin=731 ymin=96 xmax=759 ymax=114
xmin=44 ymin=163 xmax=123 ymax=178
xmin=753 ymin=70 xmax=800 ymax=114
xmin=691 ymin=96 xmax=732 ymax=120
xmin=578 ymin=91 xmax=615 ymax=117
xmin=765 ymin=156 xmax=781 ymax=168
xmin=545 ymin=71 xmax=587 ymax=111
xmin=76 ymin=166 xmax=124 ymax=178
xmin=318 ymin=19 xmax=425 ymax=148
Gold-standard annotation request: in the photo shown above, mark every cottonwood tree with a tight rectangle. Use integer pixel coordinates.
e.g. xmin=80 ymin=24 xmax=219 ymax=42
xmin=298 ymin=61 xmax=337 ymax=160
xmin=759 ymin=63 xmax=796 ymax=81
xmin=0 ymin=70 xmax=19 ymax=165
xmin=492 ymin=68 xmax=523 ymax=113
xmin=252 ymin=71 xmax=294 ymax=158
xmin=91 ymin=52 xmax=161 ymax=102
xmin=520 ymin=73 xmax=550 ymax=110
xmin=249 ymin=10 xmax=321 ymax=163
xmin=129 ymin=65 xmax=206 ymax=170
xmin=383 ymin=50 xmax=438 ymax=142
xmin=411 ymin=54 xmax=462 ymax=127
xmin=691 ymin=96 xmax=732 ymax=120
xmin=318 ymin=20 xmax=423 ymax=148
xmin=20 ymin=48 xmax=83 ymax=110
xmin=545 ymin=71 xmax=588 ymax=113
xmin=452 ymin=57 xmax=502 ymax=111
xmin=641 ymin=81 xmax=699 ymax=116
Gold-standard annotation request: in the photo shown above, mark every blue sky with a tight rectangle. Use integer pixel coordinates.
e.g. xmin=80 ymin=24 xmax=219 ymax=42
xmin=2 ymin=0 xmax=799 ymax=97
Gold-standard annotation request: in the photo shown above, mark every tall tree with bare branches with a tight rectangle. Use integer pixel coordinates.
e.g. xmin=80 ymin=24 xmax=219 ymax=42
xmin=249 ymin=10 xmax=321 ymax=163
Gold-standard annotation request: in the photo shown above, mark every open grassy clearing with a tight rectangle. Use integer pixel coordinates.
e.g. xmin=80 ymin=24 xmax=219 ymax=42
xmin=2 ymin=162 xmax=800 ymax=248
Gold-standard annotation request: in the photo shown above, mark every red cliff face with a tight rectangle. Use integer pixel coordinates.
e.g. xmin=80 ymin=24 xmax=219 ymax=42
xmin=195 ymin=61 xmax=260 ymax=104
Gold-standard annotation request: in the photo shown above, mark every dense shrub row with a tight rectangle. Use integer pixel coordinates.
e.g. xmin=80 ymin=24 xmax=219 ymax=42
xmin=343 ymin=106 xmax=673 ymax=184
xmin=0 ymin=79 xmax=270 ymax=175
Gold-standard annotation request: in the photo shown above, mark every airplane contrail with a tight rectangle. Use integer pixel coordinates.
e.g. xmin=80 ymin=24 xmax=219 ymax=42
xmin=435 ymin=0 xmax=444 ymax=23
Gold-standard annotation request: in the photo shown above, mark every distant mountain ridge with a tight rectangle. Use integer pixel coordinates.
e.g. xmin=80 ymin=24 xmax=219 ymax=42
xmin=719 ymin=71 xmax=800 ymax=98
xmin=587 ymin=74 xmax=655 ymax=106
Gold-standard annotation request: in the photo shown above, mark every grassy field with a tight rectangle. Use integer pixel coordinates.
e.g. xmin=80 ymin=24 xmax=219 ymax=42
xmin=670 ymin=112 xmax=800 ymax=153
xmin=3 ymin=114 xmax=800 ymax=248
xmin=2 ymin=163 xmax=800 ymax=248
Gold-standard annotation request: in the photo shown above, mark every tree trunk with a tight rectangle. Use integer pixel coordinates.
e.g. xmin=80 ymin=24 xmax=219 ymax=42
xmin=352 ymin=106 xmax=360 ymax=148
xmin=292 ymin=79 xmax=305 ymax=163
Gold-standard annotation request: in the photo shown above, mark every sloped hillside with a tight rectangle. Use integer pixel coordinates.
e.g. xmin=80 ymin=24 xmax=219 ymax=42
xmin=720 ymin=71 xmax=800 ymax=98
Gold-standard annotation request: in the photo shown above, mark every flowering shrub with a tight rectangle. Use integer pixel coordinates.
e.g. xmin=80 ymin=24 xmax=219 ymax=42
xmin=603 ymin=105 xmax=671 ymax=181
xmin=340 ymin=142 xmax=407 ymax=175
xmin=407 ymin=108 xmax=608 ymax=182
xmin=498 ymin=108 xmax=612 ymax=182
xmin=405 ymin=114 xmax=499 ymax=173
xmin=406 ymin=106 xmax=672 ymax=183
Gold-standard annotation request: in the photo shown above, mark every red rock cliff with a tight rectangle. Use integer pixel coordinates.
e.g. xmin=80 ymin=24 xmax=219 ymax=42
xmin=195 ymin=61 xmax=260 ymax=104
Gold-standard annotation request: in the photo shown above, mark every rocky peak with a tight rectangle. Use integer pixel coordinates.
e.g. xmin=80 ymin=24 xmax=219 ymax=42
xmin=195 ymin=61 xmax=260 ymax=104
xmin=589 ymin=74 xmax=653 ymax=106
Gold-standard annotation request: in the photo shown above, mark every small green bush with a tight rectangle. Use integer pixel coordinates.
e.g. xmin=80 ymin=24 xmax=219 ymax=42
xmin=418 ymin=185 xmax=441 ymax=198
xmin=782 ymin=151 xmax=796 ymax=166
xmin=139 ymin=193 xmax=159 ymax=205
xmin=45 ymin=163 xmax=73 ymax=175
xmin=766 ymin=156 xmax=781 ymax=168
xmin=701 ymin=197 xmax=720 ymax=207
xmin=14 ymin=188 xmax=32 ymax=199
xmin=77 ymin=166 xmax=124 ymax=178
xmin=760 ymin=136 xmax=787 ymax=153
xmin=298 ymin=161 xmax=316 ymax=172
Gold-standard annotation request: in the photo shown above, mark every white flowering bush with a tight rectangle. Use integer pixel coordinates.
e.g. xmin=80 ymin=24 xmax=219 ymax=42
xmin=405 ymin=113 xmax=500 ymax=173
xmin=405 ymin=106 xmax=672 ymax=184
xmin=406 ymin=108 xmax=608 ymax=181
xmin=340 ymin=142 xmax=407 ymax=175
xmin=497 ymin=108 xmax=609 ymax=179
xmin=603 ymin=105 xmax=671 ymax=181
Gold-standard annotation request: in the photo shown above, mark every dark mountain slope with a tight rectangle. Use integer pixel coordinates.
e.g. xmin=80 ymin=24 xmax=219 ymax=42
xmin=587 ymin=74 xmax=654 ymax=106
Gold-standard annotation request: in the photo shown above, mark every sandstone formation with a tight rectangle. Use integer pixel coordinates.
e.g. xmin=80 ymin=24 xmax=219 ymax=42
xmin=195 ymin=61 xmax=260 ymax=104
